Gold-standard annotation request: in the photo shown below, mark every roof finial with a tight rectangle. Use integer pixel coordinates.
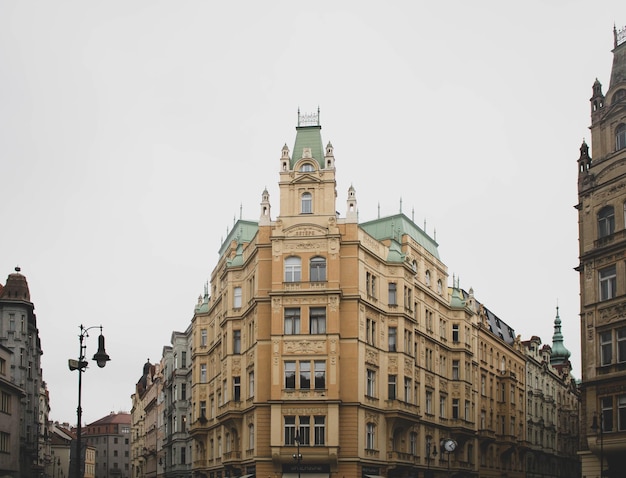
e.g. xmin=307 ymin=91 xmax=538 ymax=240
xmin=399 ymin=197 xmax=403 ymax=213
xmin=240 ymin=203 xmax=243 ymax=220
xmin=378 ymin=202 xmax=381 ymax=219
xmin=411 ymin=207 xmax=415 ymax=222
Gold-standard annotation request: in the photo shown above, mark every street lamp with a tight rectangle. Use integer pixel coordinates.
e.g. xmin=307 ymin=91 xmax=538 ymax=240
xmin=292 ymin=431 xmax=302 ymax=478
xmin=591 ymin=412 xmax=604 ymax=478
xmin=68 ymin=325 xmax=110 ymax=478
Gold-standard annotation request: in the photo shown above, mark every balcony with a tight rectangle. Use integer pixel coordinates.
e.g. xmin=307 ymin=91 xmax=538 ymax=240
xmin=283 ymin=281 xmax=328 ymax=292
xmin=387 ymin=451 xmax=419 ymax=465
xmin=222 ymin=451 xmax=241 ymax=464
xmin=594 ymin=228 xmax=626 ymax=249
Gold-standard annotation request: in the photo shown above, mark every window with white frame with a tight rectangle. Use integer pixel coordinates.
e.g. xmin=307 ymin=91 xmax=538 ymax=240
xmin=388 ymin=326 xmax=397 ymax=351
xmin=452 ymin=360 xmax=460 ymax=380
xmin=248 ymin=371 xmax=254 ymax=397
xmin=425 ymin=390 xmax=433 ymax=414
xmin=616 ymin=124 xmax=626 ymax=151
xmin=300 ymin=361 xmax=311 ymax=389
xmin=601 ymin=331 xmax=613 ymax=366
xmin=301 ymin=192 xmax=312 ymax=214
xmin=233 ymin=330 xmax=241 ymax=354
xmin=299 ymin=416 xmax=311 ymax=445
xmin=200 ymin=364 xmax=207 ymax=383
xmin=314 ymin=416 xmax=326 ymax=445
xmin=366 ymin=369 xmax=376 ymax=397
xmin=440 ymin=394 xmax=446 ymax=418
xmin=284 ymin=416 xmax=296 ymax=445
xmin=285 ymin=257 xmax=302 ymax=282
xmin=314 ymin=361 xmax=326 ymax=389
xmin=388 ymin=374 xmax=397 ymax=400
xmin=365 ymin=423 xmax=375 ymax=449
xmin=598 ymin=206 xmax=615 ymax=238
xmin=233 ymin=286 xmax=242 ymax=308
xmin=599 ymin=265 xmax=617 ymax=301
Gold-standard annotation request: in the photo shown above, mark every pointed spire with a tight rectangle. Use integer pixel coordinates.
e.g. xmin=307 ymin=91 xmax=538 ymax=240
xmin=550 ymin=305 xmax=571 ymax=366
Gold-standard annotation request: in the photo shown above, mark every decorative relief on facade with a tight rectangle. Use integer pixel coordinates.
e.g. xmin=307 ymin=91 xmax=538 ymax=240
xmin=404 ymin=359 xmax=412 ymax=375
xmin=329 ymin=237 xmax=339 ymax=252
xmin=425 ymin=374 xmax=434 ymax=388
xmin=283 ymin=407 xmax=326 ymax=415
xmin=440 ymin=379 xmax=448 ymax=392
xmin=362 ymin=234 xmax=382 ymax=253
xmin=388 ymin=357 xmax=397 ymax=374
xmin=365 ymin=412 xmax=379 ymax=424
xmin=329 ymin=295 xmax=339 ymax=311
xmin=272 ymin=297 xmax=282 ymax=311
xmin=273 ymin=340 xmax=280 ymax=355
xmin=365 ymin=348 xmax=379 ymax=366
xmin=284 ymin=339 xmax=326 ymax=354
xmin=232 ymin=358 xmax=241 ymax=375
xmin=598 ymin=301 xmax=626 ymax=324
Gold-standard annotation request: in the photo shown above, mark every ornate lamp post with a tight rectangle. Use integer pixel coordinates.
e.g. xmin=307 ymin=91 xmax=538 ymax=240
xmin=591 ymin=412 xmax=604 ymax=478
xmin=292 ymin=431 xmax=303 ymax=478
xmin=68 ymin=325 xmax=110 ymax=478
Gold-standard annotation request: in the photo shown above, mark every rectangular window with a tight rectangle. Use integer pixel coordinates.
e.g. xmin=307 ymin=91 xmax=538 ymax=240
xmin=602 ymin=396 xmax=614 ymax=432
xmin=452 ymin=324 xmax=460 ymax=342
xmin=200 ymin=401 xmax=206 ymax=418
xmin=366 ymin=272 xmax=377 ymax=298
xmin=285 ymin=361 xmax=296 ymax=389
xmin=480 ymin=410 xmax=486 ymax=429
xmin=481 ymin=375 xmax=486 ymax=395
xmin=249 ymin=371 xmax=255 ymax=397
xmin=314 ymin=416 xmax=325 ymax=445
xmin=233 ymin=286 xmax=242 ymax=308
xmin=388 ymin=282 xmax=397 ymax=305
xmin=425 ymin=391 xmax=433 ymax=414
xmin=200 ymin=364 xmax=207 ymax=383
xmin=600 ymin=265 xmax=617 ymax=301
xmin=619 ymin=395 xmax=626 ymax=431
xmin=388 ymin=327 xmax=397 ymax=351
xmin=409 ymin=432 xmax=417 ymax=455
xmin=366 ymin=423 xmax=375 ymax=449
xmin=366 ymin=318 xmax=376 ymax=346
xmin=618 ymin=328 xmax=626 ymax=363
xmin=366 ymin=369 xmax=376 ymax=397
xmin=181 ymin=383 xmax=187 ymax=400
xmin=404 ymin=377 xmax=411 ymax=402
xmin=180 ymin=446 xmax=186 ymax=464
xmin=0 ymin=392 xmax=10 ymax=414
xmin=452 ymin=360 xmax=460 ymax=380
xmin=284 ymin=416 xmax=296 ymax=445
xmin=388 ymin=374 xmax=397 ymax=400
xmin=601 ymin=331 xmax=613 ymax=366
xmin=452 ymin=398 xmax=460 ymax=419
xmin=299 ymin=416 xmax=310 ymax=445
xmin=284 ymin=308 xmax=301 ymax=335
xmin=300 ymin=361 xmax=311 ymax=389
xmin=233 ymin=330 xmax=241 ymax=354
xmin=440 ymin=395 xmax=446 ymax=418
xmin=201 ymin=329 xmax=207 ymax=347
xmin=309 ymin=307 xmax=326 ymax=334
xmin=404 ymin=330 xmax=412 ymax=356
xmin=0 ymin=432 xmax=9 ymax=453
xmin=233 ymin=376 xmax=241 ymax=401
xmin=314 ymin=361 xmax=326 ymax=389
xmin=465 ymin=400 xmax=470 ymax=421
xmin=8 ymin=314 xmax=15 ymax=332
xmin=310 ymin=257 xmax=326 ymax=282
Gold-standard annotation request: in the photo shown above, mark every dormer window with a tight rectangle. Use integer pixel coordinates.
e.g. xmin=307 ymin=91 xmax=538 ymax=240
xmin=301 ymin=192 xmax=312 ymax=214
xmin=299 ymin=163 xmax=315 ymax=172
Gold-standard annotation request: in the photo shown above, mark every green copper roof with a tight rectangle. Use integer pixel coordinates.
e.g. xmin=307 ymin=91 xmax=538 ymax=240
xmin=291 ymin=125 xmax=324 ymax=169
xmin=550 ymin=306 xmax=571 ymax=365
xmin=219 ymin=220 xmax=259 ymax=259
xmin=360 ymin=213 xmax=440 ymax=260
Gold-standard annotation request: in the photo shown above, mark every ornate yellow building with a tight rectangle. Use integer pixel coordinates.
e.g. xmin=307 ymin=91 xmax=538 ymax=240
xmin=577 ymin=24 xmax=626 ymax=478
xmin=189 ymin=112 xmax=577 ymax=478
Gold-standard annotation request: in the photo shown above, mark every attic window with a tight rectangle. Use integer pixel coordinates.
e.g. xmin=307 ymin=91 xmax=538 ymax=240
xmin=300 ymin=163 xmax=315 ymax=172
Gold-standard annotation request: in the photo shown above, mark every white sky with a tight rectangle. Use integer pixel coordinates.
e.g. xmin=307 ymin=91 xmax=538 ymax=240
xmin=1 ymin=1 xmax=624 ymax=425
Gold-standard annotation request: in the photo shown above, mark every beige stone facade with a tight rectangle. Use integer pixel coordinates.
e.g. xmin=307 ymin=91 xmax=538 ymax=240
xmin=577 ymin=25 xmax=626 ymax=478
xmin=188 ymin=112 xmax=578 ymax=478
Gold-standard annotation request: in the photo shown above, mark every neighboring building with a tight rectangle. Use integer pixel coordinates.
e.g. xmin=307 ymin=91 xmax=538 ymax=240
xmin=161 ymin=327 xmax=192 ymax=478
xmin=83 ymin=412 xmax=131 ymax=478
xmin=0 ymin=267 xmax=47 ymax=477
xmin=84 ymin=444 xmax=96 ymax=478
xmin=522 ymin=308 xmax=580 ymax=478
xmin=48 ymin=422 xmax=73 ymax=478
xmin=0 ymin=344 xmax=25 ymax=478
xmin=577 ymin=24 xmax=626 ymax=478
xmin=187 ymin=112 xmax=575 ymax=478
xmin=39 ymin=381 xmax=51 ymax=475
xmin=131 ymin=361 xmax=160 ymax=478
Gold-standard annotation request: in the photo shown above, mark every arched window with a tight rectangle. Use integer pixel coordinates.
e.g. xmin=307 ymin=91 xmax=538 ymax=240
xmin=598 ymin=205 xmax=615 ymax=238
xmin=284 ymin=257 xmax=301 ymax=282
xmin=617 ymin=124 xmax=626 ymax=151
xmin=365 ymin=423 xmax=376 ymax=449
xmin=425 ymin=270 xmax=431 ymax=287
xmin=310 ymin=256 xmax=326 ymax=282
xmin=299 ymin=163 xmax=315 ymax=172
xmin=301 ymin=192 xmax=312 ymax=214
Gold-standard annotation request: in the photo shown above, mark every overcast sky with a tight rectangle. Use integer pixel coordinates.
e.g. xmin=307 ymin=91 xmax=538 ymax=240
xmin=1 ymin=1 xmax=624 ymax=425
